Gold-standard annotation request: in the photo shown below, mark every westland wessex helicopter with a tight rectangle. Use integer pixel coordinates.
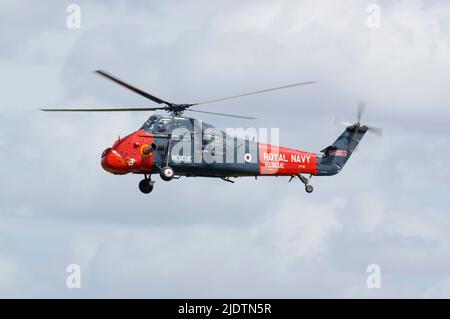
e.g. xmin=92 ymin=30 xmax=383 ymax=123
xmin=42 ymin=70 xmax=381 ymax=194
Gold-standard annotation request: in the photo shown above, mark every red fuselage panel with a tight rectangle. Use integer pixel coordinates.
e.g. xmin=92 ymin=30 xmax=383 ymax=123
xmin=258 ymin=143 xmax=317 ymax=176
xmin=101 ymin=130 xmax=154 ymax=174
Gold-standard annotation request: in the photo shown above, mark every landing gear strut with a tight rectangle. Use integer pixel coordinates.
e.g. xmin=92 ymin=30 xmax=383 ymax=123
xmin=298 ymin=174 xmax=314 ymax=193
xmin=139 ymin=175 xmax=154 ymax=194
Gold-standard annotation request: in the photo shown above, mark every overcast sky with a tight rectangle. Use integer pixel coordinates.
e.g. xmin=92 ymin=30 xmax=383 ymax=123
xmin=1 ymin=0 xmax=450 ymax=298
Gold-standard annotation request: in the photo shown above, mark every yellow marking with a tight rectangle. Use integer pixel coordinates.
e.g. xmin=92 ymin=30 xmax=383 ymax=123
xmin=141 ymin=144 xmax=153 ymax=156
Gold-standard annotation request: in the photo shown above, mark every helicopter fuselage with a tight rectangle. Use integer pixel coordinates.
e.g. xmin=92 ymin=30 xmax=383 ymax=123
xmin=101 ymin=115 xmax=318 ymax=178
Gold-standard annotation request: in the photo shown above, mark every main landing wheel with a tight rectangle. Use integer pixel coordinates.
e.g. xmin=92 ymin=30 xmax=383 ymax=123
xmin=160 ymin=166 xmax=174 ymax=181
xmin=139 ymin=179 xmax=154 ymax=194
xmin=305 ymin=184 xmax=314 ymax=193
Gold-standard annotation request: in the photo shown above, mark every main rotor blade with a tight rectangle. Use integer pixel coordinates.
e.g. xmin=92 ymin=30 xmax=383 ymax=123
xmin=188 ymin=109 xmax=257 ymax=119
xmin=41 ymin=107 xmax=166 ymax=112
xmin=95 ymin=70 xmax=172 ymax=106
xmin=194 ymin=81 xmax=316 ymax=106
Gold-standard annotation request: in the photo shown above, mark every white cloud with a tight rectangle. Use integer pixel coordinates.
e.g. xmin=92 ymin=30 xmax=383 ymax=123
xmin=424 ymin=276 xmax=450 ymax=298
xmin=0 ymin=0 xmax=449 ymax=298
xmin=256 ymin=196 xmax=343 ymax=258
xmin=0 ymin=256 xmax=21 ymax=293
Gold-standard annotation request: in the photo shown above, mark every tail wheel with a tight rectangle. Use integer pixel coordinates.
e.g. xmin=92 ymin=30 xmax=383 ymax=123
xmin=160 ymin=166 xmax=174 ymax=181
xmin=139 ymin=179 xmax=154 ymax=194
xmin=305 ymin=185 xmax=314 ymax=193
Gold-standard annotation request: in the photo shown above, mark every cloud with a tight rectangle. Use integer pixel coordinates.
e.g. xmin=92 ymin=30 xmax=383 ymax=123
xmin=0 ymin=0 xmax=449 ymax=298
xmin=0 ymin=255 xmax=22 ymax=295
xmin=256 ymin=196 xmax=343 ymax=258
xmin=61 ymin=195 xmax=345 ymax=298
xmin=424 ymin=277 xmax=450 ymax=298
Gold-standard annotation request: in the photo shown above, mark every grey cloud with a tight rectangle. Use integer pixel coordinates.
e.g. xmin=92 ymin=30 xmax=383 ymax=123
xmin=1 ymin=0 xmax=450 ymax=298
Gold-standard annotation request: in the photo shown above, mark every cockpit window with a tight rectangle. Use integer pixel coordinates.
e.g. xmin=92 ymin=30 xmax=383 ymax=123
xmin=141 ymin=116 xmax=175 ymax=134
xmin=141 ymin=115 xmax=159 ymax=132
xmin=154 ymin=118 xmax=172 ymax=133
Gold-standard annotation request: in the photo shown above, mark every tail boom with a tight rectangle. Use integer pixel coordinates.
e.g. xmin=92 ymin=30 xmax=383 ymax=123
xmin=316 ymin=125 xmax=367 ymax=176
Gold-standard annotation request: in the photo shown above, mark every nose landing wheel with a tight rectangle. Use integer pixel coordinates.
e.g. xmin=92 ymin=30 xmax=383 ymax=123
xmin=139 ymin=176 xmax=154 ymax=194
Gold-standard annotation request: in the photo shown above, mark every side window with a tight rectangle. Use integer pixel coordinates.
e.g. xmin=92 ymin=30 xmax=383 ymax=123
xmin=171 ymin=118 xmax=187 ymax=129
xmin=202 ymin=132 xmax=221 ymax=150
xmin=202 ymin=130 xmax=224 ymax=157
xmin=171 ymin=119 xmax=192 ymax=140
xmin=202 ymin=133 xmax=213 ymax=150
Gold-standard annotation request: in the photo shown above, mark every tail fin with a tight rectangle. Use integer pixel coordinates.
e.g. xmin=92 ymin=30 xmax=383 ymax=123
xmin=316 ymin=126 xmax=367 ymax=176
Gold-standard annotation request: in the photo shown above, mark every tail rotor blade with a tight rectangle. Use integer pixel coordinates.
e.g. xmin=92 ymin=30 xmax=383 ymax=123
xmin=332 ymin=115 xmax=352 ymax=127
xmin=332 ymin=101 xmax=382 ymax=139
xmin=367 ymin=126 xmax=383 ymax=136
xmin=357 ymin=101 xmax=366 ymax=123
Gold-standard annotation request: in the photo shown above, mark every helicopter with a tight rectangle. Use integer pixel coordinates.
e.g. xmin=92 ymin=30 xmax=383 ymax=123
xmin=42 ymin=70 xmax=381 ymax=194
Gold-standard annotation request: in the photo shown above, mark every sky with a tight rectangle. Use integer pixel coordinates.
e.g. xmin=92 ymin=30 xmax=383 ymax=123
xmin=0 ymin=0 xmax=450 ymax=298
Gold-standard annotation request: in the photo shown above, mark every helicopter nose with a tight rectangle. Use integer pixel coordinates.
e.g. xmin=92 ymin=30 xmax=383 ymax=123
xmin=101 ymin=148 xmax=128 ymax=174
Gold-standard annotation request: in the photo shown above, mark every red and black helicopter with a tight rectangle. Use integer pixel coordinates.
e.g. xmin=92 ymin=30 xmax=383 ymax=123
xmin=42 ymin=70 xmax=381 ymax=194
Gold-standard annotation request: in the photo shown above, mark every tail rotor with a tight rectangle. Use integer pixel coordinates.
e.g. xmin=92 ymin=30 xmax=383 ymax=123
xmin=332 ymin=101 xmax=383 ymax=137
